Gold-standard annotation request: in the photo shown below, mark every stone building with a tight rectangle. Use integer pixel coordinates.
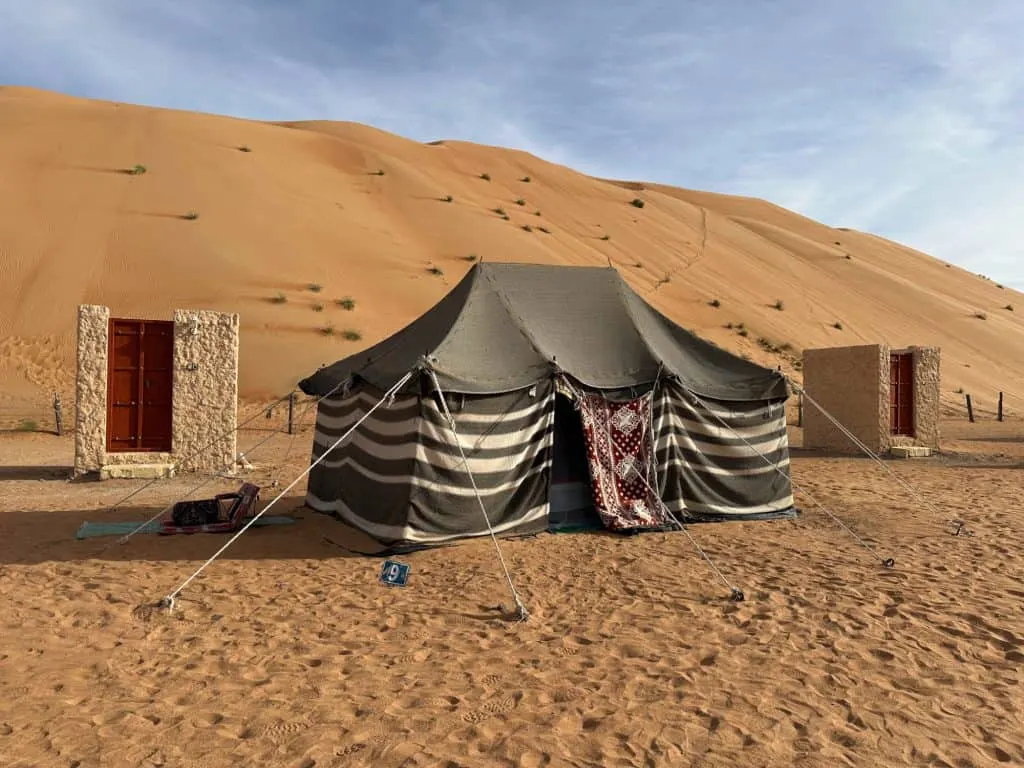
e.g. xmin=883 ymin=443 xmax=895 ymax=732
xmin=74 ymin=305 xmax=239 ymax=479
xmin=801 ymin=343 xmax=940 ymax=455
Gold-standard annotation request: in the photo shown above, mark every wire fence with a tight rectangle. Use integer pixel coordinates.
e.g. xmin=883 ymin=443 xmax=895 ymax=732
xmin=0 ymin=391 xmax=324 ymax=438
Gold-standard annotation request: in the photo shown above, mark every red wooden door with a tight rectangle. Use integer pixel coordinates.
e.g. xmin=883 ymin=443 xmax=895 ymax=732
xmin=107 ymin=319 xmax=174 ymax=452
xmin=889 ymin=352 xmax=914 ymax=436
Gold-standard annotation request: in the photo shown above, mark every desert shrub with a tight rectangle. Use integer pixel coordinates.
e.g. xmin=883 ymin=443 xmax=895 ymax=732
xmin=128 ymin=164 xmax=147 ymax=175
xmin=708 ymin=299 xmax=721 ymax=308
xmin=271 ymin=293 xmax=287 ymax=304
xmin=515 ymin=198 xmax=526 ymax=206
xmin=183 ymin=210 xmax=199 ymax=220
xmin=312 ymin=303 xmax=324 ymax=312
xmin=773 ymin=299 xmax=784 ymax=310
xmin=480 ymin=173 xmax=490 ymax=181
xmin=308 ymin=283 xmax=323 ymax=293
xmin=342 ymin=329 xmax=362 ymax=341
xmin=630 ymin=198 xmax=645 ymax=208
xmin=428 ymin=266 xmax=443 ymax=276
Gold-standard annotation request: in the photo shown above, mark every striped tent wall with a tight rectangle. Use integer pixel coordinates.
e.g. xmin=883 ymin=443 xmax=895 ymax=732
xmin=306 ymin=378 xmax=555 ymax=547
xmin=652 ymin=379 xmax=795 ymax=520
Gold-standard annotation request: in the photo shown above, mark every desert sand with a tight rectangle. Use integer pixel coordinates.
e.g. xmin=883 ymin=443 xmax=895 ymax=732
xmin=1 ymin=417 xmax=1023 ymax=767
xmin=1 ymin=85 xmax=1023 ymax=429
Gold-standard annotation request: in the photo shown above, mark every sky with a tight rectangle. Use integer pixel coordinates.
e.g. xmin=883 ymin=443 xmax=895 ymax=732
xmin=2 ymin=0 xmax=1022 ymax=288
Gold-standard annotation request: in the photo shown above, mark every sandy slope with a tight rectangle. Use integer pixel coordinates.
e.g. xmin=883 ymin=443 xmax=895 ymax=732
xmin=1 ymin=418 xmax=1022 ymax=767
xmin=1 ymin=85 xmax=1023 ymax=421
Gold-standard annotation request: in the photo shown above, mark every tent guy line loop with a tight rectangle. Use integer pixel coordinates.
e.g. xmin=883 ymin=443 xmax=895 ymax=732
xmin=426 ymin=366 xmax=530 ymax=622
xmin=157 ymin=370 xmax=415 ymax=613
xmin=105 ymin=377 xmax=348 ymax=550
xmin=681 ymin=384 xmax=895 ymax=570
xmin=789 ymin=379 xmax=957 ymax=537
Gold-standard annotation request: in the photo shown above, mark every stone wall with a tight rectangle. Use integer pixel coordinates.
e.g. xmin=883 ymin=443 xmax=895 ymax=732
xmin=73 ymin=306 xmax=239 ymax=477
xmin=913 ymin=347 xmax=941 ymax=450
xmin=74 ymin=305 xmax=110 ymax=476
xmin=802 ymin=344 xmax=887 ymax=453
xmin=172 ymin=310 xmax=239 ymax=473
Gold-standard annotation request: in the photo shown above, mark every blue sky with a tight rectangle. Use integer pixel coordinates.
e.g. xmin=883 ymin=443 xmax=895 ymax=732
xmin=3 ymin=0 xmax=1022 ymax=289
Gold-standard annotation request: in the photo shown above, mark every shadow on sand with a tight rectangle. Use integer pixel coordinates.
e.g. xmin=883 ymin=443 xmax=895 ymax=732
xmin=0 ymin=465 xmax=73 ymax=481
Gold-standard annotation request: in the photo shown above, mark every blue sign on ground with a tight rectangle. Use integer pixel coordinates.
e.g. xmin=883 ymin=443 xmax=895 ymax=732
xmin=379 ymin=559 xmax=411 ymax=588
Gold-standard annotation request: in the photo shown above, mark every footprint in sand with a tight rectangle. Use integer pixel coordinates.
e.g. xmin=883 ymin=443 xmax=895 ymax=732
xmin=462 ymin=692 xmax=522 ymax=723
xmin=335 ymin=742 xmax=366 ymax=756
xmin=259 ymin=721 xmax=310 ymax=741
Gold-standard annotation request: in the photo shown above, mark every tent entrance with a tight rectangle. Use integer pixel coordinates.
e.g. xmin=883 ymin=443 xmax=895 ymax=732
xmin=548 ymin=393 xmax=603 ymax=532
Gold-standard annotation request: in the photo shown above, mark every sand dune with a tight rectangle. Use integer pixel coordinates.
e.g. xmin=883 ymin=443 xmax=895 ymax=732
xmin=1 ymin=418 xmax=1023 ymax=766
xmin=2 ymin=85 xmax=1023 ymax=424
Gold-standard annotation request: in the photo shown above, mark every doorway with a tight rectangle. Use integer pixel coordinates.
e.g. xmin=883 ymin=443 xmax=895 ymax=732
xmin=106 ymin=318 xmax=174 ymax=452
xmin=889 ymin=351 xmax=914 ymax=436
xmin=549 ymin=394 xmax=602 ymax=531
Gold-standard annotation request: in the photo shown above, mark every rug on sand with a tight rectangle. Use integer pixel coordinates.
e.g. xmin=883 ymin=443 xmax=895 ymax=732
xmin=75 ymin=516 xmax=296 ymax=539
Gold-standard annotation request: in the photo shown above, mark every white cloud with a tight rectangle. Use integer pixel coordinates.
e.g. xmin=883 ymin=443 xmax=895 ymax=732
xmin=1 ymin=0 xmax=1021 ymax=288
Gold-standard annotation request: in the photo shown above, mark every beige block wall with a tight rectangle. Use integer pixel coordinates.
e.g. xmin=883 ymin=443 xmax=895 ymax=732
xmin=803 ymin=343 xmax=941 ymax=454
xmin=74 ymin=305 xmax=110 ymax=476
xmin=172 ymin=309 xmax=239 ymax=473
xmin=802 ymin=344 xmax=887 ymax=452
xmin=73 ymin=306 xmax=239 ymax=476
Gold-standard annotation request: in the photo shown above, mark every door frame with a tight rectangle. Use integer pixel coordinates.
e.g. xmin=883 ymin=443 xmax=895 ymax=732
xmin=889 ymin=350 xmax=915 ymax=437
xmin=106 ymin=318 xmax=175 ymax=453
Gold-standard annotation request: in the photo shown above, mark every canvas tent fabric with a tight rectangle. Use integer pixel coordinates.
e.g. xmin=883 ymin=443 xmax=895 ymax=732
xmin=299 ymin=262 xmax=795 ymax=549
xmin=300 ymin=262 xmax=788 ymax=401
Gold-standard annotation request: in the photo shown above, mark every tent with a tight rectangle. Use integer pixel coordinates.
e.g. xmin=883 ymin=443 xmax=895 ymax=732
xmin=298 ymin=262 xmax=795 ymax=550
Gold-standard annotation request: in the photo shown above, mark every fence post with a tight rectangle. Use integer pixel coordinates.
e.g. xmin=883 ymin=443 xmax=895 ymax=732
xmin=965 ymin=393 xmax=974 ymax=423
xmin=797 ymin=393 xmax=804 ymax=427
xmin=287 ymin=391 xmax=296 ymax=435
xmin=53 ymin=393 xmax=63 ymax=436
xmin=998 ymin=392 xmax=1003 ymax=422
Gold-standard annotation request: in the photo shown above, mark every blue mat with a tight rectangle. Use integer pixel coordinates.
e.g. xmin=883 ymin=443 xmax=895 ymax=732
xmin=75 ymin=516 xmax=296 ymax=540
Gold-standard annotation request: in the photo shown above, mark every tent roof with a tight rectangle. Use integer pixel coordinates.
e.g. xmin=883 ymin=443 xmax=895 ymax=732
xmin=299 ymin=262 xmax=789 ymax=401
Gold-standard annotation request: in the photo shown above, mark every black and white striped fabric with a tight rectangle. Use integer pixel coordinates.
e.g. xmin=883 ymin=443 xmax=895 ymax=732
xmin=306 ymin=379 xmax=555 ymax=547
xmin=652 ymin=379 xmax=795 ymax=520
